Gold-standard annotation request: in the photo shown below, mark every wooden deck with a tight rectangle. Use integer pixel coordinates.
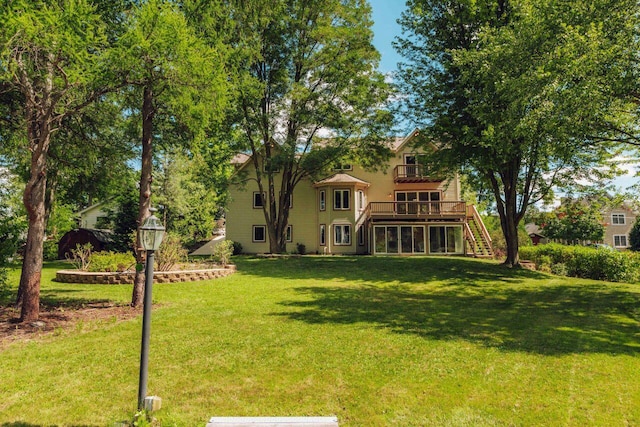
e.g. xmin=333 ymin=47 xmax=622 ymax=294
xmin=366 ymin=201 xmax=467 ymax=221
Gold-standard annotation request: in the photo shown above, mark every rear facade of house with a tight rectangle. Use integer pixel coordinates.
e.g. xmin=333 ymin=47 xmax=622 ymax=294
xmin=226 ymin=131 xmax=493 ymax=256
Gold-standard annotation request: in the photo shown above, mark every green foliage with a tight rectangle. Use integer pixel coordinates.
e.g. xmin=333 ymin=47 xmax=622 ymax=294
xmin=520 ymin=243 xmax=639 ymax=283
xmin=87 ymin=251 xmax=135 ymax=273
xmin=219 ymin=0 xmax=394 ymax=253
xmin=396 ymin=0 xmax=637 ymax=264
xmin=296 ymin=242 xmax=306 ymax=255
xmin=155 ymin=151 xmax=222 ymax=245
xmin=107 ymin=187 xmax=139 ymax=253
xmin=47 ymin=204 xmax=76 ymax=239
xmin=537 ymin=199 xmax=605 ymax=243
xmin=212 ymin=240 xmax=234 ymax=266
xmin=155 ymin=233 xmax=188 ymax=271
xmin=482 ymin=215 xmax=531 ymax=258
xmin=550 ymin=263 xmax=568 ymax=277
xmin=232 ymin=241 xmax=243 ymax=256
xmin=42 ymin=240 xmax=59 ymax=261
xmin=629 ymin=218 xmax=640 ymax=251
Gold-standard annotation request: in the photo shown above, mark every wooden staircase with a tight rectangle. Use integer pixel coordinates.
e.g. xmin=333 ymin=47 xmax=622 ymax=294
xmin=465 ymin=205 xmax=494 ymax=258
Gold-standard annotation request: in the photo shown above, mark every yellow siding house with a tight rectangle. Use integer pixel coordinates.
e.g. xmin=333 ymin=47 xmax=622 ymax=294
xmin=226 ymin=130 xmax=493 ymax=256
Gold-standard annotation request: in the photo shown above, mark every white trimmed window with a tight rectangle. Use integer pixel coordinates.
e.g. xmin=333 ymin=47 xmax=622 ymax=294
xmin=286 ymin=225 xmax=293 ymax=242
xmin=612 ymin=213 xmax=626 ymax=225
xmin=253 ymin=192 xmax=265 ymax=208
xmin=334 ymin=189 xmax=350 ymax=210
xmin=319 ymin=190 xmax=326 ymax=211
xmin=614 ymin=234 xmax=628 ymax=248
xmin=253 ymin=225 xmax=266 ymax=242
xmin=357 ymin=190 xmax=364 ymax=212
xmin=334 ymin=163 xmax=352 ymax=171
xmin=334 ymin=224 xmax=351 ymax=245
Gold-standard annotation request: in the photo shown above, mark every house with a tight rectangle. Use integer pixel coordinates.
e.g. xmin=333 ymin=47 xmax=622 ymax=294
xmin=525 ymin=223 xmax=547 ymax=245
xmin=602 ymin=204 xmax=637 ymax=250
xmin=225 ymin=130 xmax=493 ymax=256
xmin=77 ymin=201 xmax=112 ymax=229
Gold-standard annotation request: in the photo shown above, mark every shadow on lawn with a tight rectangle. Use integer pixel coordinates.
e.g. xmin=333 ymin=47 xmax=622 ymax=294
xmin=237 ymin=255 xmax=548 ymax=285
xmin=1 ymin=424 xmax=95 ymax=427
xmin=252 ymin=257 xmax=640 ymax=356
xmin=277 ymin=284 xmax=640 ymax=356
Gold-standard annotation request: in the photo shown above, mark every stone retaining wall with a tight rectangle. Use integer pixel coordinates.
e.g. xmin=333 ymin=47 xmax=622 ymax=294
xmin=55 ymin=266 xmax=236 ymax=285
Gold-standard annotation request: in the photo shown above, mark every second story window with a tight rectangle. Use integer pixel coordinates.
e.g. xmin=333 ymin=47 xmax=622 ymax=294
xmin=334 ymin=189 xmax=350 ymax=210
xmin=612 ymin=213 xmax=626 ymax=225
xmin=253 ymin=192 xmax=265 ymax=208
xmin=333 ymin=163 xmax=352 ymax=171
xmin=319 ymin=190 xmax=326 ymax=211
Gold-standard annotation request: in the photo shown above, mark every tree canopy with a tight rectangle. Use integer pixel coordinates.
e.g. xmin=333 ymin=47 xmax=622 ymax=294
xmin=224 ymin=0 xmax=395 ymax=253
xmin=396 ymin=0 xmax=638 ymax=266
xmin=0 ymin=0 xmax=114 ymax=321
xmin=109 ymin=0 xmax=229 ymax=306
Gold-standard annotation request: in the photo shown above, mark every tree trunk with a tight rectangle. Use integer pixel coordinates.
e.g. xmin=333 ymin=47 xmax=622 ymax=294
xmin=17 ymin=132 xmax=50 ymax=322
xmin=501 ymin=210 xmax=520 ymax=267
xmin=500 ymin=163 xmax=521 ymax=268
xmin=131 ymin=86 xmax=154 ymax=308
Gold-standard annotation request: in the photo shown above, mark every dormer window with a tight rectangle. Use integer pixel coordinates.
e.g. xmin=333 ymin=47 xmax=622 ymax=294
xmin=333 ymin=163 xmax=352 ymax=171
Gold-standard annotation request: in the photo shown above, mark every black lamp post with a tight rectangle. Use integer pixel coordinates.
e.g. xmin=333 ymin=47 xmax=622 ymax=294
xmin=137 ymin=212 xmax=165 ymax=410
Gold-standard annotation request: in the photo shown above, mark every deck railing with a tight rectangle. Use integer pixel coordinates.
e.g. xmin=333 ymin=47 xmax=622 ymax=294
xmin=368 ymin=201 xmax=467 ymax=217
xmin=393 ymin=164 xmax=442 ymax=181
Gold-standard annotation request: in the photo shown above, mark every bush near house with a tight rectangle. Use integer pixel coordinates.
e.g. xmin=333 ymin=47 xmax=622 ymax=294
xmin=520 ymin=243 xmax=640 ymax=283
xmin=87 ymin=251 xmax=136 ymax=272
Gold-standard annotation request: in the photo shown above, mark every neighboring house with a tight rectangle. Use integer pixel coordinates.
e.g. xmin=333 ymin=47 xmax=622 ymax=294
xmin=226 ymin=130 xmax=493 ymax=256
xmin=525 ymin=223 xmax=547 ymax=246
xmin=77 ymin=201 xmax=112 ymax=229
xmin=602 ymin=204 xmax=637 ymax=250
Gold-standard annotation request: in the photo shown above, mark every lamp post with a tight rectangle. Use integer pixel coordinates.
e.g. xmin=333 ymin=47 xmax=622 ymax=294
xmin=137 ymin=212 xmax=165 ymax=410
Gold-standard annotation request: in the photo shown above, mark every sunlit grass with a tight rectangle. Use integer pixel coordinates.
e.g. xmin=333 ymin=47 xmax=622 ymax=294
xmin=1 ymin=256 xmax=639 ymax=426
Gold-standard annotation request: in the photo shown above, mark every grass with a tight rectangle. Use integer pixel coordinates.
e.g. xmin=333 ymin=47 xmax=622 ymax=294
xmin=1 ymin=256 xmax=639 ymax=426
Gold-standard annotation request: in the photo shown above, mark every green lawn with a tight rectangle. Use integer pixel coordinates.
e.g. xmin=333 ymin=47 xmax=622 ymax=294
xmin=1 ymin=256 xmax=639 ymax=426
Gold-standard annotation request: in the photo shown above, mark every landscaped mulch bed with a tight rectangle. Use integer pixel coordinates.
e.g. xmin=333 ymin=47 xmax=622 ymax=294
xmin=0 ymin=302 xmax=140 ymax=350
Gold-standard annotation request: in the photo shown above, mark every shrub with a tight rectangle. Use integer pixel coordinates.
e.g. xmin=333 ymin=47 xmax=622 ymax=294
xmin=551 ymin=263 xmax=568 ymax=276
xmin=155 ymin=233 xmax=188 ymax=271
xmin=68 ymin=243 xmax=93 ymax=271
xmin=43 ymin=240 xmax=59 ymax=261
xmin=0 ymin=268 xmax=10 ymax=300
xmin=296 ymin=242 xmax=306 ymax=255
xmin=232 ymin=241 xmax=243 ymax=255
xmin=536 ymin=255 xmax=552 ymax=273
xmin=212 ymin=240 xmax=234 ymax=266
xmin=520 ymin=244 xmax=640 ymax=283
xmin=88 ymin=251 xmax=136 ymax=272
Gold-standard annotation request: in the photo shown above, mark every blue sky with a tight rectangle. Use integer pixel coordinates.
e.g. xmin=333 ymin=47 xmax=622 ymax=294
xmin=369 ymin=0 xmax=404 ymax=75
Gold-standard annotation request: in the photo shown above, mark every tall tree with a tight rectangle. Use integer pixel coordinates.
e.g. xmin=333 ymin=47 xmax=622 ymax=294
xmin=216 ymin=0 xmax=394 ymax=253
xmin=155 ymin=149 xmax=227 ymax=245
xmin=396 ymin=0 xmax=637 ymax=266
xmin=112 ymin=0 xmax=228 ymax=306
xmin=0 ymin=0 xmax=111 ymax=321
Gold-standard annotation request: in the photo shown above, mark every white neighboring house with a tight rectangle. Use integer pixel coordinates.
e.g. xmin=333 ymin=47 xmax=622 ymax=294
xmin=77 ymin=201 xmax=112 ymax=229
